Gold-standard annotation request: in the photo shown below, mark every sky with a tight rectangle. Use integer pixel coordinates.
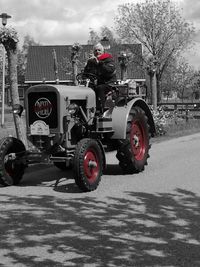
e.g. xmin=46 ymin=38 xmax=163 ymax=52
xmin=1 ymin=0 xmax=200 ymax=69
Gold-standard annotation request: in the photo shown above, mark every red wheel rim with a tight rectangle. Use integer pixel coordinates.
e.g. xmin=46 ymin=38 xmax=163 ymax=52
xmin=83 ymin=149 xmax=99 ymax=182
xmin=130 ymin=120 xmax=146 ymax=161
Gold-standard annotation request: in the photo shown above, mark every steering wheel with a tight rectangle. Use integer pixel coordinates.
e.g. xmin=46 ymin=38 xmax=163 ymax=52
xmin=76 ymin=72 xmax=98 ymax=86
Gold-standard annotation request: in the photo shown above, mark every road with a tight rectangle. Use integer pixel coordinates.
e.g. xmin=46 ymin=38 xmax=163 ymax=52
xmin=0 ymin=133 xmax=200 ymax=266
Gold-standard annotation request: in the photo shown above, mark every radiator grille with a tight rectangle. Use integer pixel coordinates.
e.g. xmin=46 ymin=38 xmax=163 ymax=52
xmin=28 ymin=91 xmax=58 ymax=128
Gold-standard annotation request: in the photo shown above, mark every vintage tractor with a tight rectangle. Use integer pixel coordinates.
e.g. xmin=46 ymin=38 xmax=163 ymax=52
xmin=0 ymin=73 xmax=156 ymax=191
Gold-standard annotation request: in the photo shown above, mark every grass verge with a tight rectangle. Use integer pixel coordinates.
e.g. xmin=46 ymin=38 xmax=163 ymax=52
xmin=152 ymin=119 xmax=200 ymax=143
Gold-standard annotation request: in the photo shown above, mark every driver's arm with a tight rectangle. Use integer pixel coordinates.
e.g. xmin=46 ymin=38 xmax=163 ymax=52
xmin=99 ymin=58 xmax=116 ymax=75
xmin=84 ymin=57 xmax=98 ymax=74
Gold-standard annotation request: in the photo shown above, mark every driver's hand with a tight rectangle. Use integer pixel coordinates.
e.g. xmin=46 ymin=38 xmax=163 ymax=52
xmin=89 ymin=56 xmax=99 ymax=63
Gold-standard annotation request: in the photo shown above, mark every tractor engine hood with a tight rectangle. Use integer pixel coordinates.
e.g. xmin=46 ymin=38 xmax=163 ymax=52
xmin=26 ymin=84 xmax=96 ymax=108
xmin=25 ymin=84 xmax=96 ymax=134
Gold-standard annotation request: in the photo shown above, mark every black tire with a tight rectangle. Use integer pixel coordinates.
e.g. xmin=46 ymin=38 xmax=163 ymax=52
xmin=0 ymin=137 xmax=26 ymax=186
xmin=53 ymin=152 xmax=72 ymax=171
xmin=116 ymin=107 xmax=150 ymax=174
xmin=73 ymin=138 xmax=103 ymax=192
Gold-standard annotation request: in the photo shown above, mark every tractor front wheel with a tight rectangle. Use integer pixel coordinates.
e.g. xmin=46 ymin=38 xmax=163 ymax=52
xmin=0 ymin=137 xmax=26 ymax=186
xmin=73 ymin=138 xmax=103 ymax=192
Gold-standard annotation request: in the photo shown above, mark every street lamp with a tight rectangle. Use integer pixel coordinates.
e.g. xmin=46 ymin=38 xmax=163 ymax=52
xmin=0 ymin=13 xmax=11 ymax=127
xmin=0 ymin=13 xmax=12 ymax=26
xmin=118 ymin=51 xmax=132 ymax=81
xmin=100 ymin=37 xmax=110 ymax=51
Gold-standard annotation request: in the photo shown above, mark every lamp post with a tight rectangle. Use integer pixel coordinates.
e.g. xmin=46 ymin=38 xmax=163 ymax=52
xmin=0 ymin=13 xmax=12 ymax=127
xmin=100 ymin=37 xmax=110 ymax=51
xmin=118 ymin=51 xmax=129 ymax=81
xmin=118 ymin=51 xmax=132 ymax=81
xmin=71 ymin=43 xmax=81 ymax=85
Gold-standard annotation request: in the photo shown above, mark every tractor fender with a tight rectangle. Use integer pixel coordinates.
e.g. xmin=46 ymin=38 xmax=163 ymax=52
xmin=111 ymin=98 xmax=156 ymax=139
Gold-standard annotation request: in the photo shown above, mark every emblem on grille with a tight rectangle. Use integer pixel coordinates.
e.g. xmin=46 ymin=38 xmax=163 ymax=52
xmin=34 ymin=98 xmax=52 ymax=119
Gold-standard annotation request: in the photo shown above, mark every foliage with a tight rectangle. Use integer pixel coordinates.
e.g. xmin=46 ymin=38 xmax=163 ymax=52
xmin=17 ymin=34 xmax=40 ymax=79
xmin=71 ymin=43 xmax=82 ymax=62
xmin=0 ymin=26 xmax=19 ymax=51
xmin=150 ymin=104 xmax=197 ymax=136
xmin=115 ymin=0 xmax=195 ymax=99
xmin=150 ymin=105 xmax=184 ymax=136
xmin=161 ymin=57 xmax=196 ymax=101
xmin=87 ymin=28 xmax=100 ymax=45
xmin=87 ymin=26 xmax=120 ymax=46
xmin=150 ymin=105 xmax=169 ymax=135
xmin=174 ymin=58 xmax=194 ymax=100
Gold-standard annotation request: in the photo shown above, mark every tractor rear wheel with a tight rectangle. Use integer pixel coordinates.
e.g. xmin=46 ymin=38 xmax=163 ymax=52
xmin=0 ymin=137 xmax=26 ymax=186
xmin=73 ymin=138 xmax=103 ymax=192
xmin=116 ymin=107 xmax=150 ymax=174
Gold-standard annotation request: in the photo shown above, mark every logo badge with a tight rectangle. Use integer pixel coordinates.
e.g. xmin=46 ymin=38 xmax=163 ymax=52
xmin=34 ymin=98 xmax=52 ymax=119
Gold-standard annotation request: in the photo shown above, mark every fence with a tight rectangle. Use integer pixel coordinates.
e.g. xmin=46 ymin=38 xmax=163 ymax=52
xmin=159 ymin=102 xmax=200 ymax=119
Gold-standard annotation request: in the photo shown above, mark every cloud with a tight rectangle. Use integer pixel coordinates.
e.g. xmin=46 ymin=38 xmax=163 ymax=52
xmin=2 ymin=0 xmax=125 ymax=45
xmin=182 ymin=0 xmax=200 ymax=21
xmin=1 ymin=0 xmax=200 ymax=69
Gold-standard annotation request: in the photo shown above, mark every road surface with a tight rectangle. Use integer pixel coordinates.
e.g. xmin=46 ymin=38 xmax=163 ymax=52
xmin=0 ymin=133 xmax=200 ymax=266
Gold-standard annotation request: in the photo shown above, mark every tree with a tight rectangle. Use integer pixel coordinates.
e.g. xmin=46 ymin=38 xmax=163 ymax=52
xmin=115 ymin=0 xmax=195 ymax=108
xmin=160 ymin=58 xmax=178 ymax=100
xmin=17 ymin=34 xmax=40 ymax=81
xmin=0 ymin=26 xmax=27 ymax=147
xmin=87 ymin=28 xmax=100 ymax=45
xmin=191 ymin=71 xmax=200 ymax=100
xmin=87 ymin=26 xmax=119 ymax=46
xmin=172 ymin=57 xmax=195 ymax=102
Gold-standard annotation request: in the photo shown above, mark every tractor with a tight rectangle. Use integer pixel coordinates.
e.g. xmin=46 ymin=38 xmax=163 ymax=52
xmin=0 ymin=72 xmax=156 ymax=191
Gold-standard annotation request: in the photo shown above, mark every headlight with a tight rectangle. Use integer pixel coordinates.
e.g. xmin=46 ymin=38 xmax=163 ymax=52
xmin=13 ymin=104 xmax=24 ymax=117
xmin=68 ymin=103 xmax=79 ymax=115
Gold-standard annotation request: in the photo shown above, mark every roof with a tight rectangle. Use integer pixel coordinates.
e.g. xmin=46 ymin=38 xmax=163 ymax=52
xmin=25 ymin=44 xmax=145 ymax=83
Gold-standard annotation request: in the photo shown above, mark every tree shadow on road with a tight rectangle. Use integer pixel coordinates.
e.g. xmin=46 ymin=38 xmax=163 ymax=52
xmin=20 ymin=164 xmax=74 ymax=187
xmin=0 ymin=188 xmax=200 ymax=266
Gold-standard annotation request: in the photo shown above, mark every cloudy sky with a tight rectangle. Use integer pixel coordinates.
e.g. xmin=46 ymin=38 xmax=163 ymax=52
xmin=1 ymin=0 xmax=200 ymax=69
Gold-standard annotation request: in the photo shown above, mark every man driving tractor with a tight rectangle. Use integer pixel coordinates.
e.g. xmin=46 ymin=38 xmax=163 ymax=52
xmin=84 ymin=43 xmax=117 ymax=113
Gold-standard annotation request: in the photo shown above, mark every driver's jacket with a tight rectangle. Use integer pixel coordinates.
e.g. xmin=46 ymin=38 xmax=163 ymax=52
xmin=84 ymin=53 xmax=117 ymax=84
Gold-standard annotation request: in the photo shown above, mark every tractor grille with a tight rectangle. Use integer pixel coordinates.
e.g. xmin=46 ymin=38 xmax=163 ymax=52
xmin=28 ymin=91 xmax=58 ymax=128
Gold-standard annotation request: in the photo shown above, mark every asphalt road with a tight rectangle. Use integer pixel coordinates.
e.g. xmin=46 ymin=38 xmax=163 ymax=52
xmin=0 ymin=133 xmax=200 ymax=266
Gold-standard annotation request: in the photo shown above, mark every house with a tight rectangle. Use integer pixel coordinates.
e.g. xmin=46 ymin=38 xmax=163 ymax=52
xmin=25 ymin=44 xmax=145 ymax=81
xmin=23 ymin=43 xmax=146 ymax=98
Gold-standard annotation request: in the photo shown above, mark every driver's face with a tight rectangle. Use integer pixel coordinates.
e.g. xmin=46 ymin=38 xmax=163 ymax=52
xmin=94 ymin=48 xmax=103 ymax=57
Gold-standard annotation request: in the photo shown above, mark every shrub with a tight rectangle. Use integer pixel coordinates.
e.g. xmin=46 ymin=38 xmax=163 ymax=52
xmin=149 ymin=105 xmax=185 ymax=136
xmin=150 ymin=105 xmax=198 ymax=136
xmin=149 ymin=106 xmax=169 ymax=136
